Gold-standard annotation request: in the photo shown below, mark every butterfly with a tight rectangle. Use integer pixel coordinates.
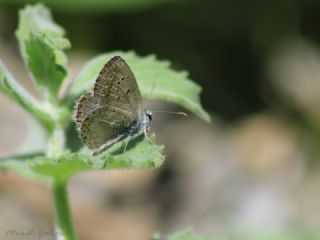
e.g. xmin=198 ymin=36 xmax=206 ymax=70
xmin=74 ymin=56 xmax=152 ymax=156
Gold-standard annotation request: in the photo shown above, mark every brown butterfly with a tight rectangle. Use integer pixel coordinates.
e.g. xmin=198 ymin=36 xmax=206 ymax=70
xmin=74 ymin=56 xmax=152 ymax=156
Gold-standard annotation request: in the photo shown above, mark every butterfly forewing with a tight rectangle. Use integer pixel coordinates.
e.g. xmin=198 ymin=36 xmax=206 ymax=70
xmin=94 ymin=56 xmax=142 ymax=116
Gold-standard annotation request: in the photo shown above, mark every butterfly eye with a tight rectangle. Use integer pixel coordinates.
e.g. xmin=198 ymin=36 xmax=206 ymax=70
xmin=121 ymin=77 xmax=125 ymax=80
xmin=116 ymin=81 xmax=120 ymax=84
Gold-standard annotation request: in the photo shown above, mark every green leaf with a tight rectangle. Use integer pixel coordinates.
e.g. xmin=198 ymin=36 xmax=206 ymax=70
xmin=0 ymin=159 xmax=48 ymax=182
xmin=0 ymin=134 xmax=164 ymax=182
xmin=153 ymin=228 xmax=215 ymax=240
xmin=16 ymin=3 xmax=70 ymax=99
xmin=25 ymin=33 xmax=67 ymax=97
xmin=68 ymin=51 xmax=211 ymax=122
xmin=30 ymin=153 xmax=91 ymax=182
xmin=100 ymin=134 xmax=165 ymax=169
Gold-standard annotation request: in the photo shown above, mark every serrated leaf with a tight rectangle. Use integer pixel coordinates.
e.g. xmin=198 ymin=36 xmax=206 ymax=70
xmin=100 ymin=134 xmax=165 ymax=169
xmin=69 ymin=51 xmax=211 ymax=122
xmin=0 ymin=134 xmax=164 ymax=182
xmin=16 ymin=3 xmax=70 ymax=99
xmin=30 ymin=153 xmax=91 ymax=182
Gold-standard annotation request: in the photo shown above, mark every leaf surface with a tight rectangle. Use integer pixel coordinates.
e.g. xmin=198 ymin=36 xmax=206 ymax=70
xmin=16 ymin=4 xmax=70 ymax=99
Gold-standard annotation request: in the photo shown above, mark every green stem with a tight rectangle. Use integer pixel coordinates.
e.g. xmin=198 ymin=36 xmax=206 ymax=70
xmin=53 ymin=180 xmax=76 ymax=240
xmin=0 ymin=59 xmax=55 ymax=130
xmin=47 ymin=124 xmax=65 ymax=158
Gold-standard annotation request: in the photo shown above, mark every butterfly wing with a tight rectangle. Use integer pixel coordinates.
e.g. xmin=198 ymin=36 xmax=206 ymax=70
xmin=75 ymin=92 xmax=100 ymax=128
xmin=76 ymin=56 xmax=143 ymax=153
xmin=94 ymin=56 xmax=143 ymax=116
xmin=80 ymin=105 xmax=137 ymax=151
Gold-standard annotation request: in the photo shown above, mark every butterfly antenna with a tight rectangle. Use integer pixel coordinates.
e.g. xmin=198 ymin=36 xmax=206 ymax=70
xmin=143 ymin=82 xmax=157 ymax=111
xmin=152 ymin=110 xmax=188 ymax=117
xmin=147 ymin=82 xmax=157 ymax=99
xmin=145 ymin=82 xmax=187 ymax=117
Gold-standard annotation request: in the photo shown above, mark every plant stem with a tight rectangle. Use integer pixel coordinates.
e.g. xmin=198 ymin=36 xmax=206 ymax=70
xmin=53 ymin=180 xmax=76 ymax=240
xmin=47 ymin=124 xmax=65 ymax=158
xmin=0 ymin=59 xmax=56 ymax=130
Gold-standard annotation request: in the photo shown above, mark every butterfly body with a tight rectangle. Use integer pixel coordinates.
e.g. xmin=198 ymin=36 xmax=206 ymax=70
xmin=74 ymin=56 xmax=151 ymax=156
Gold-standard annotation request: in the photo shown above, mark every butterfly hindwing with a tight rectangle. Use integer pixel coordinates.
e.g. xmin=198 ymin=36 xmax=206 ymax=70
xmin=75 ymin=93 xmax=99 ymax=128
xmin=80 ymin=105 xmax=136 ymax=151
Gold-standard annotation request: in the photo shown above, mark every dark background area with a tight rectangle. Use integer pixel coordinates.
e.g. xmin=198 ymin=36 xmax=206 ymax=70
xmin=2 ymin=0 xmax=313 ymax=120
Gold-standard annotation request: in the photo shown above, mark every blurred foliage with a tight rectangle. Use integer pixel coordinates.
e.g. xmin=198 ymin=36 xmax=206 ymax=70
xmin=0 ymin=0 xmax=184 ymax=13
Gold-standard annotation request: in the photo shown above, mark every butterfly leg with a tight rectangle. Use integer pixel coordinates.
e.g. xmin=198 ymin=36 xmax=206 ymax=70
xmin=144 ymin=125 xmax=152 ymax=144
xmin=92 ymin=135 xmax=124 ymax=156
xmin=122 ymin=137 xmax=130 ymax=153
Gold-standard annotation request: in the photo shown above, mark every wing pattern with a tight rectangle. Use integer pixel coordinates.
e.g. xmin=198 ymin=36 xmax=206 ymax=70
xmin=75 ymin=56 xmax=143 ymax=153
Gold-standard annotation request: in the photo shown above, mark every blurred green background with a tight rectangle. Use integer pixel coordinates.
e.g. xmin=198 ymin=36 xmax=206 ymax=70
xmin=1 ymin=0 xmax=320 ymax=239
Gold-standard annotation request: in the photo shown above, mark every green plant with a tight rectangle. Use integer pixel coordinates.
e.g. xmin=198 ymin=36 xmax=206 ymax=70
xmin=0 ymin=4 xmax=211 ymax=240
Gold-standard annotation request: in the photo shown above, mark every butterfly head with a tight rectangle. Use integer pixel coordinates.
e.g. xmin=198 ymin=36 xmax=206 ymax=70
xmin=145 ymin=109 xmax=153 ymax=122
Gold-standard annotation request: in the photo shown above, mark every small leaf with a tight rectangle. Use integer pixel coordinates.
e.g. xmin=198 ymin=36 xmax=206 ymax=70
xmin=166 ymin=228 xmax=215 ymax=240
xmin=0 ymin=134 xmax=164 ymax=182
xmin=100 ymin=134 xmax=165 ymax=169
xmin=69 ymin=51 xmax=211 ymax=122
xmin=0 ymin=159 xmax=48 ymax=182
xmin=30 ymin=153 xmax=91 ymax=182
xmin=25 ymin=34 xmax=67 ymax=97
xmin=32 ymin=134 xmax=164 ymax=181
xmin=16 ymin=3 xmax=70 ymax=99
